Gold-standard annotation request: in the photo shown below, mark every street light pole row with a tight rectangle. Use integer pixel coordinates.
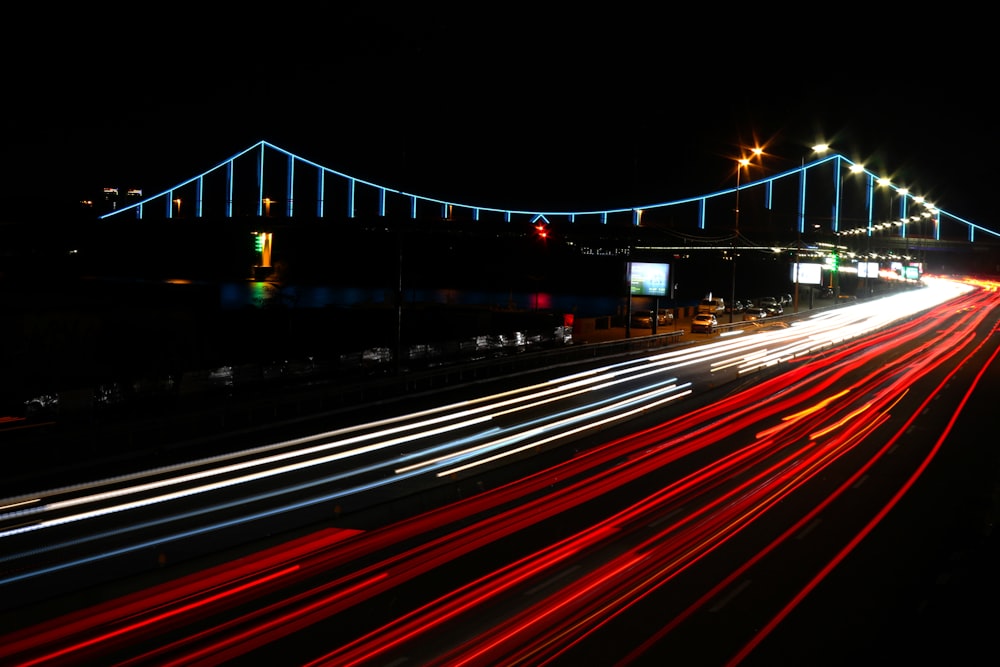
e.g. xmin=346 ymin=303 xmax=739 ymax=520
xmin=725 ymin=142 xmax=937 ymax=315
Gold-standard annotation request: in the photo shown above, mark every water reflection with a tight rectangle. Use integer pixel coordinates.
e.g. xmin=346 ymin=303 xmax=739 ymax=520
xmin=220 ymin=281 xmax=629 ymax=318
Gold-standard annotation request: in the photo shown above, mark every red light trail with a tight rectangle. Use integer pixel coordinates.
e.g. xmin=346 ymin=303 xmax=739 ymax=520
xmin=1 ymin=278 xmax=997 ymax=665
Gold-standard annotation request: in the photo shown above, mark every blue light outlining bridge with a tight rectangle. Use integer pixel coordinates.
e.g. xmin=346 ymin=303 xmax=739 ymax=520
xmin=101 ymin=140 xmax=998 ymax=245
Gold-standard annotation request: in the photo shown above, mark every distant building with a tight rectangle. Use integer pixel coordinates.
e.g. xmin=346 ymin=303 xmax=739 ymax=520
xmin=90 ymin=187 xmax=143 ymax=216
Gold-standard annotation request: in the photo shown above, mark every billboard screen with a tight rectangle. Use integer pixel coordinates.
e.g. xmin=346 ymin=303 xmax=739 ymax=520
xmin=629 ymin=262 xmax=669 ymax=296
xmin=857 ymin=261 xmax=879 ymax=278
xmin=892 ymin=262 xmax=921 ymax=280
xmin=791 ymin=263 xmax=823 ymax=285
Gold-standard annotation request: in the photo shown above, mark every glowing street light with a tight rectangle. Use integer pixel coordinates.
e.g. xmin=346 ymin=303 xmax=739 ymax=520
xmin=794 ymin=143 xmax=830 ymax=313
xmin=829 ymin=161 xmax=867 ymax=297
xmin=730 ymin=147 xmax=762 ymax=323
xmin=861 ymin=175 xmax=901 ymax=294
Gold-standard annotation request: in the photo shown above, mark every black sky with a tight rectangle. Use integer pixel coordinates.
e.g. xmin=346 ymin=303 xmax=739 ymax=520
xmin=5 ymin=8 xmax=997 ymax=228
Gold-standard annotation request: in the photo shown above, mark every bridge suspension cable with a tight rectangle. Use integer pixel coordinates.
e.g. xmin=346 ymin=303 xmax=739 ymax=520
xmin=98 ymin=140 xmax=996 ymax=245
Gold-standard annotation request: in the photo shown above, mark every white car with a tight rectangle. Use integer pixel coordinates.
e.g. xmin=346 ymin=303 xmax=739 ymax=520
xmin=691 ymin=313 xmax=717 ymax=333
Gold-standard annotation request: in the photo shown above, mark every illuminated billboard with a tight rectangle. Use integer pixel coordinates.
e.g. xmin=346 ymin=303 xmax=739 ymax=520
xmin=856 ymin=261 xmax=879 ymax=278
xmin=891 ymin=262 xmax=922 ymax=280
xmin=629 ymin=262 xmax=669 ymax=297
xmin=791 ymin=263 xmax=823 ymax=285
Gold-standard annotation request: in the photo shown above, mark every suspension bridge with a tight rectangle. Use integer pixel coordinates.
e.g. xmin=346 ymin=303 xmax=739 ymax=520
xmin=100 ymin=140 xmax=996 ymax=239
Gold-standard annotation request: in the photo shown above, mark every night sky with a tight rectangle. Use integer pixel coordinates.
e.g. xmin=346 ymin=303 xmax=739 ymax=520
xmin=5 ymin=9 xmax=997 ymax=229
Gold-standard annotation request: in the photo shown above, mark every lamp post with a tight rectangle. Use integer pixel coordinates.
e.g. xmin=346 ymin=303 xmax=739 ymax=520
xmin=729 ymin=150 xmax=759 ymax=323
xmin=870 ymin=176 xmax=894 ymax=296
xmin=899 ymin=188 xmax=910 ymax=273
xmin=794 ymin=144 xmax=829 ymax=313
xmin=827 ymin=161 xmax=860 ymax=297
xmin=837 ymin=163 xmax=866 ymax=299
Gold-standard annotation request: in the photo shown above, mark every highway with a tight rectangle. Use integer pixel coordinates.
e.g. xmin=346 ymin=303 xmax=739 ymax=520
xmin=1 ymin=276 xmax=998 ymax=665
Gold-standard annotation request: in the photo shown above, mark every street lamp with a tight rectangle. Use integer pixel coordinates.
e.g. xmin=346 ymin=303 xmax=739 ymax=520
xmin=898 ymin=188 xmax=910 ymax=267
xmin=827 ymin=160 xmax=862 ymax=296
xmin=793 ymin=144 xmax=830 ymax=314
xmin=729 ymin=148 xmax=760 ymax=323
xmin=866 ymin=176 xmax=896 ymax=296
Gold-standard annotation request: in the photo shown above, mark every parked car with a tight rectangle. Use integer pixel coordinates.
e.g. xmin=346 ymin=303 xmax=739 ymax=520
xmin=743 ymin=307 xmax=768 ymax=321
xmin=630 ymin=310 xmax=653 ymax=328
xmin=690 ymin=313 xmax=717 ymax=333
xmin=697 ymin=297 xmax=726 ymax=315
xmin=759 ymin=297 xmax=783 ymax=316
xmin=725 ymin=300 xmax=745 ymax=314
xmin=630 ymin=308 xmax=674 ymax=328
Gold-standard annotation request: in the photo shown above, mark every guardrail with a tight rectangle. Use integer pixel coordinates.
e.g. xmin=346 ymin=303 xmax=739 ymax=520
xmin=7 ymin=325 xmax=687 ymax=466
